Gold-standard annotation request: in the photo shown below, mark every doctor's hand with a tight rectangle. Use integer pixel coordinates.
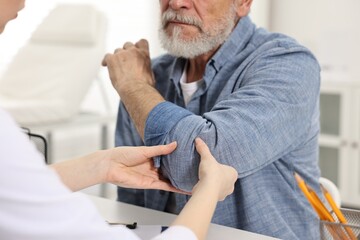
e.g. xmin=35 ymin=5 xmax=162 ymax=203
xmin=193 ymin=138 xmax=238 ymax=201
xmin=102 ymin=39 xmax=155 ymax=96
xmin=103 ymin=142 xmax=186 ymax=194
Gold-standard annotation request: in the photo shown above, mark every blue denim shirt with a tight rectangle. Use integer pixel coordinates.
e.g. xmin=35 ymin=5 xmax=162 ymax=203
xmin=116 ymin=16 xmax=321 ymax=239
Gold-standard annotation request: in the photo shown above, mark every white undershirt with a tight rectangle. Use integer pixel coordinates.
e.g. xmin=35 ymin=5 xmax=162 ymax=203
xmin=0 ymin=108 xmax=196 ymax=240
xmin=179 ymin=64 xmax=203 ymax=106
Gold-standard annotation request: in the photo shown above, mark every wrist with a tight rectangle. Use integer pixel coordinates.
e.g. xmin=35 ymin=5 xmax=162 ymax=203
xmin=117 ymin=80 xmax=152 ymax=97
xmin=117 ymin=82 xmax=165 ymax=139
xmin=193 ymin=180 xmax=221 ymax=199
xmin=49 ymin=150 xmax=110 ymax=191
xmin=88 ymin=150 xmax=111 ymax=184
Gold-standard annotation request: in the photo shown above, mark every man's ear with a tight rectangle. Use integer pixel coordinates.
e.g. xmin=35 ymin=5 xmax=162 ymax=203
xmin=235 ymin=0 xmax=253 ymax=17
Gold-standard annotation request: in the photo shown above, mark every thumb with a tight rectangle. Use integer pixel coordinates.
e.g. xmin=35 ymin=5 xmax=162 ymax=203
xmin=195 ymin=138 xmax=213 ymax=160
xmin=142 ymin=141 xmax=177 ymax=158
xmin=101 ymin=54 xmax=110 ymax=67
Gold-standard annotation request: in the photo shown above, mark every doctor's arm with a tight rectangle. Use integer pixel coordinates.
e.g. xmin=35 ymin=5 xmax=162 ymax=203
xmin=151 ymin=138 xmax=237 ymax=240
xmin=50 ymin=142 xmax=181 ymax=193
xmin=170 ymin=138 xmax=237 ymax=240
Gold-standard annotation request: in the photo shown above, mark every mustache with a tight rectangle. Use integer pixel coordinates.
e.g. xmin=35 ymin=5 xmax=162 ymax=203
xmin=161 ymin=10 xmax=202 ymax=29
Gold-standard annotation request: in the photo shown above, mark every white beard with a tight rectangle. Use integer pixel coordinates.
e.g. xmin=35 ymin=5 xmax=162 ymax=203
xmin=159 ymin=6 xmax=238 ymax=59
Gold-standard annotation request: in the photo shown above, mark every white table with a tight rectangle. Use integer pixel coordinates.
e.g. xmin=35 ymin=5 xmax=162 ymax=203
xmin=88 ymin=195 xmax=279 ymax=240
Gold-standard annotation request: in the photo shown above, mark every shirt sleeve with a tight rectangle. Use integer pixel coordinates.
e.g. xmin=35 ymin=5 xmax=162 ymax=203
xmin=144 ymin=48 xmax=320 ymax=192
xmin=151 ymin=226 xmax=197 ymax=240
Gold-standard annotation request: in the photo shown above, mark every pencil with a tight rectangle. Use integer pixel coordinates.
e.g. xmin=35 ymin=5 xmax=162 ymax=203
xmin=321 ymin=184 xmax=357 ymax=240
xmin=294 ymin=173 xmax=345 ymax=240
xmin=308 ymin=184 xmax=349 ymax=239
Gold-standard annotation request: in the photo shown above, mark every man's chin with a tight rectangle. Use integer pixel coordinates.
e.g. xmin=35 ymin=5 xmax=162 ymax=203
xmin=165 ymin=31 xmax=199 ymax=43
xmin=163 ymin=45 xmax=208 ymax=59
xmin=160 ymin=29 xmax=213 ymax=58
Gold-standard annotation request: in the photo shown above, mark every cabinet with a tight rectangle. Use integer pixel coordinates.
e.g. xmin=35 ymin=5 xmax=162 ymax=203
xmin=319 ymin=79 xmax=360 ymax=208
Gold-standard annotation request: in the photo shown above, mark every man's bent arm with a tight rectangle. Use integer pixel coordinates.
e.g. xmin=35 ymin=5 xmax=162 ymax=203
xmin=142 ymin=50 xmax=320 ymax=192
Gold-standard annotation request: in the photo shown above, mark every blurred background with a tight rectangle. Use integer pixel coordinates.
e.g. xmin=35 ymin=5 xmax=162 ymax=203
xmin=0 ymin=0 xmax=359 ymax=207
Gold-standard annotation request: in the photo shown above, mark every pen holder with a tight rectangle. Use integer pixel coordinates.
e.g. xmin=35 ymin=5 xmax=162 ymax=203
xmin=320 ymin=208 xmax=360 ymax=240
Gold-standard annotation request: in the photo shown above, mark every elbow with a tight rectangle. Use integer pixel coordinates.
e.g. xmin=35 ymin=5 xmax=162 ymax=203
xmin=160 ymin=154 xmax=200 ymax=193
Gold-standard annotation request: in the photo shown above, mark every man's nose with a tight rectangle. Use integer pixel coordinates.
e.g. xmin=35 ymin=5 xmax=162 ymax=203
xmin=168 ymin=0 xmax=193 ymax=10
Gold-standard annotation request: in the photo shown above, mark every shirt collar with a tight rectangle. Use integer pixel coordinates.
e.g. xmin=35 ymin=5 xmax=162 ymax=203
xmin=170 ymin=58 xmax=187 ymax=95
xmin=211 ymin=16 xmax=256 ymax=72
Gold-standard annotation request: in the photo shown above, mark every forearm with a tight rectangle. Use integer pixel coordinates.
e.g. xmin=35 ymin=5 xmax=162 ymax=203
xmin=119 ymin=83 xmax=165 ymax=140
xmin=171 ymin=184 xmax=218 ymax=240
xmin=50 ymin=151 xmax=108 ymax=191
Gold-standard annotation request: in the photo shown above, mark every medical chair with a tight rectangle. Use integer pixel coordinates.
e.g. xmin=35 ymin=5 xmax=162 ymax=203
xmin=0 ymin=4 xmax=107 ymax=125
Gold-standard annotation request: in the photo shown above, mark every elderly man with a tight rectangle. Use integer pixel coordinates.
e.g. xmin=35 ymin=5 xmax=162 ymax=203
xmin=103 ymin=0 xmax=321 ymax=239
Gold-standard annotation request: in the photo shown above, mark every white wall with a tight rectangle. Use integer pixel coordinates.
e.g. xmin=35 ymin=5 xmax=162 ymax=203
xmin=269 ymin=0 xmax=360 ymax=78
xmin=250 ymin=0 xmax=271 ymax=29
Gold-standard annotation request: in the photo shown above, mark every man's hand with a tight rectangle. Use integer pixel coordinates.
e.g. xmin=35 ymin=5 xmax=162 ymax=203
xmin=102 ymin=39 xmax=155 ymax=96
xmin=102 ymin=39 xmax=165 ymax=139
